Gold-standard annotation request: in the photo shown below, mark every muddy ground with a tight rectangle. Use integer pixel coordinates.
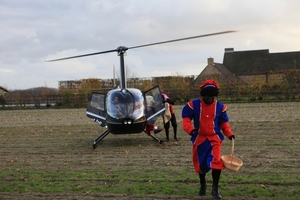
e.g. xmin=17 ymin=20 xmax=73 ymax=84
xmin=0 ymin=102 xmax=300 ymax=199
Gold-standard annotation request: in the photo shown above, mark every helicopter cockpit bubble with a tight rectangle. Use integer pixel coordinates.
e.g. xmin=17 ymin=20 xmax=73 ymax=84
xmin=131 ymin=92 xmax=145 ymax=120
xmin=106 ymin=88 xmax=146 ymax=122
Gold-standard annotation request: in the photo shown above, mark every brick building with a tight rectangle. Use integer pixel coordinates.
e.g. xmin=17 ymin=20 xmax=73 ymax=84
xmin=195 ymin=48 xmax=300 ymax=87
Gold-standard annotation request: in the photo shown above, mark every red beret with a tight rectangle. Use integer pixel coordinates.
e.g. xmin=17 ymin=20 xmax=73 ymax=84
xmin=199 ymin=80 xmax=220 ymax=89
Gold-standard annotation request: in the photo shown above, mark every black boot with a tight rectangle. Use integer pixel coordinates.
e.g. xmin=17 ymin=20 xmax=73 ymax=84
xmin=212 ymin=185 xmax=222 ymax=199
xmin=211 ymin=169 xmax=222 ymax=199
xmin=198 ymin=174 xmax=206 ymax=196
xmin=199 ymin=185 xmax=206 ymax=196
xmin=198 ymin=185 xmax=207 ymax=196
xmin=165 ymin=129 xmax=169 ymax=142
xmin=173 ymin=126 xmax=178 ymax=141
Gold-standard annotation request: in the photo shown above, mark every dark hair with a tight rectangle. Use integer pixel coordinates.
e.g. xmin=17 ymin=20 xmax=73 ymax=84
xmin=200 ymin=87 xmax=219 ymax=97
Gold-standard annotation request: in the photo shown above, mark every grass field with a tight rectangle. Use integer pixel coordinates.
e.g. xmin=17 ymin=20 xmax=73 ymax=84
xmin=0 ymin=102 xmax=300 ymax=199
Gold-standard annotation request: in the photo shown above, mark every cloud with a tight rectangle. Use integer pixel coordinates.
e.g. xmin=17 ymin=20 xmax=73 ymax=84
xmin=0 ymin=68 xmax=13 ymax=73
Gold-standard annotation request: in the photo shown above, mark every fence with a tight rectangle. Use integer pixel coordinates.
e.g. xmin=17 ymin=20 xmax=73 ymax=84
xmin=2 ymin=73 xmax=300 ymax=109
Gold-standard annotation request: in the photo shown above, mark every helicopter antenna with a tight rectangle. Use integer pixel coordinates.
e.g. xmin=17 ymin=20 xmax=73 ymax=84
xmin=46 ymin=30 xmax=237 ymax=89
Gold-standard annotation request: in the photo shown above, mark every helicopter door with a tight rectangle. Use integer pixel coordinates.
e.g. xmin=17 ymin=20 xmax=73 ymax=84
xmin=86 ymin=92 xmax=107 ymax=127
xmin=144 ymin=86 xmax=165 ymax=125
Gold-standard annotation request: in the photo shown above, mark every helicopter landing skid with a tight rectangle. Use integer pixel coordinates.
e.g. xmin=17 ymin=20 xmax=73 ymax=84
xmin=93 ymin=130 xmax=110 ymax=149
xmin=144 ymin=131 xmax=163 ymax=144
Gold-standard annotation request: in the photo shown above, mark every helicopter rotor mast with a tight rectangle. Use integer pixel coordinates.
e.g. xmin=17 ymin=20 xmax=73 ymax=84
xmin=117 ymin=46 xmax=128 ymax=89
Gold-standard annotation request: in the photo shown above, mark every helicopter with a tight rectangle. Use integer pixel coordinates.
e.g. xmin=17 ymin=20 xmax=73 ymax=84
xmin=47 ymin=30 xmax=236 ymax=149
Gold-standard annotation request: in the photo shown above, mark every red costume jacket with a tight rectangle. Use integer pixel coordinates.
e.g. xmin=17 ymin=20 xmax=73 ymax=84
xmin=182 ymin=98 xmax=234 ymax=174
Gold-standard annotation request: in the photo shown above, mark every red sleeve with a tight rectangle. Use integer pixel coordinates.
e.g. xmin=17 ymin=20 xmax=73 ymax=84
xmin=220 ymin=122 xmax=234 ymax=138
xmin=169 ymin=104 xmax=175 ymax=114
xmin=182 ymin=117 xmax=195 ymax=135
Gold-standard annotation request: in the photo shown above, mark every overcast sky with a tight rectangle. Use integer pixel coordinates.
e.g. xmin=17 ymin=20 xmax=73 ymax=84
xmin=1 ymin=0 xmax=300 ymax=90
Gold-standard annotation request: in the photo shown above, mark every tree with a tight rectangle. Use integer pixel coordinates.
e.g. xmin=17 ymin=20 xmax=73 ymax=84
xmin=0 ymin=95 xmax=6 ymax=108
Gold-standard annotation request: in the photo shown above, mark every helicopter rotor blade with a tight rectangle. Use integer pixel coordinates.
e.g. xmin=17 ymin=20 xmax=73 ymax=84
xmin=128 ymin=30 xmax=237 ymax=50
xmin=45 ymin=30 xmax=236 ymax=62
xmin=46 ymin=49 xmax=117 ymax=62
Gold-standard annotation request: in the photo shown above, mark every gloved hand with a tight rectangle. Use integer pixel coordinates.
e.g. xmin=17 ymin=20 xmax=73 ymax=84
xmin=190 ymin=130 xmax=197 ymax=137
xmin=228 ymin=135 xmax=235 ymax=140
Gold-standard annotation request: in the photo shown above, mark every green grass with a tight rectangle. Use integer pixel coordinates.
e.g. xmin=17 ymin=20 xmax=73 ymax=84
xmin=1 ymin=105 xmax=300 ymax=199
xmin=1 ymin=168 xmax=299 ymax=199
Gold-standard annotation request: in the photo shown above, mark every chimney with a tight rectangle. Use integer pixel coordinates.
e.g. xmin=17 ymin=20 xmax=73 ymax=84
xmin=208 ymin=57 xmax=214 ymax=66
xmin=225 ymin=48 xmax=234 ymax=53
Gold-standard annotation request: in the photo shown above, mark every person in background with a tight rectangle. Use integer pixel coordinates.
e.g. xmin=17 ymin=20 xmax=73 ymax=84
xmin=110 ymin=95 xmax=125 ymax=118
xmin=162 ymin=93 xmax=178 ymax=141
xmin=181 ymin=80 xmax=235 ymax=199
xmin=145 ymin=123 xmax=162 ymax=135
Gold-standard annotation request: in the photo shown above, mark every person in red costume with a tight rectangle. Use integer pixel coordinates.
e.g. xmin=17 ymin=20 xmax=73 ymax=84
xmin=181 ymin=80 xmax=235 ymax=199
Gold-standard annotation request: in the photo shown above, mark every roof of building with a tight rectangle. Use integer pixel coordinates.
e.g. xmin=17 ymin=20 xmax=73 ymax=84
xmin=213 ymin=62 xmax=236 ymax=82
xmin=0 ymin=86 xmax=9 ymax=93
xmin=223 ymin=49 xmax=300 ymax=75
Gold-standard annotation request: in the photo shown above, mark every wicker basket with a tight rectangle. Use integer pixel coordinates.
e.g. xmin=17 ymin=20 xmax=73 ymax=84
xmin=221 ymin=139 xmax=243 ymax=172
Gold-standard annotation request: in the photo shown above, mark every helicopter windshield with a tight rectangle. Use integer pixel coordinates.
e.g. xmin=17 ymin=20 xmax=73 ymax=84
xmin=106 ymin=89 xmax=145 ymax=120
